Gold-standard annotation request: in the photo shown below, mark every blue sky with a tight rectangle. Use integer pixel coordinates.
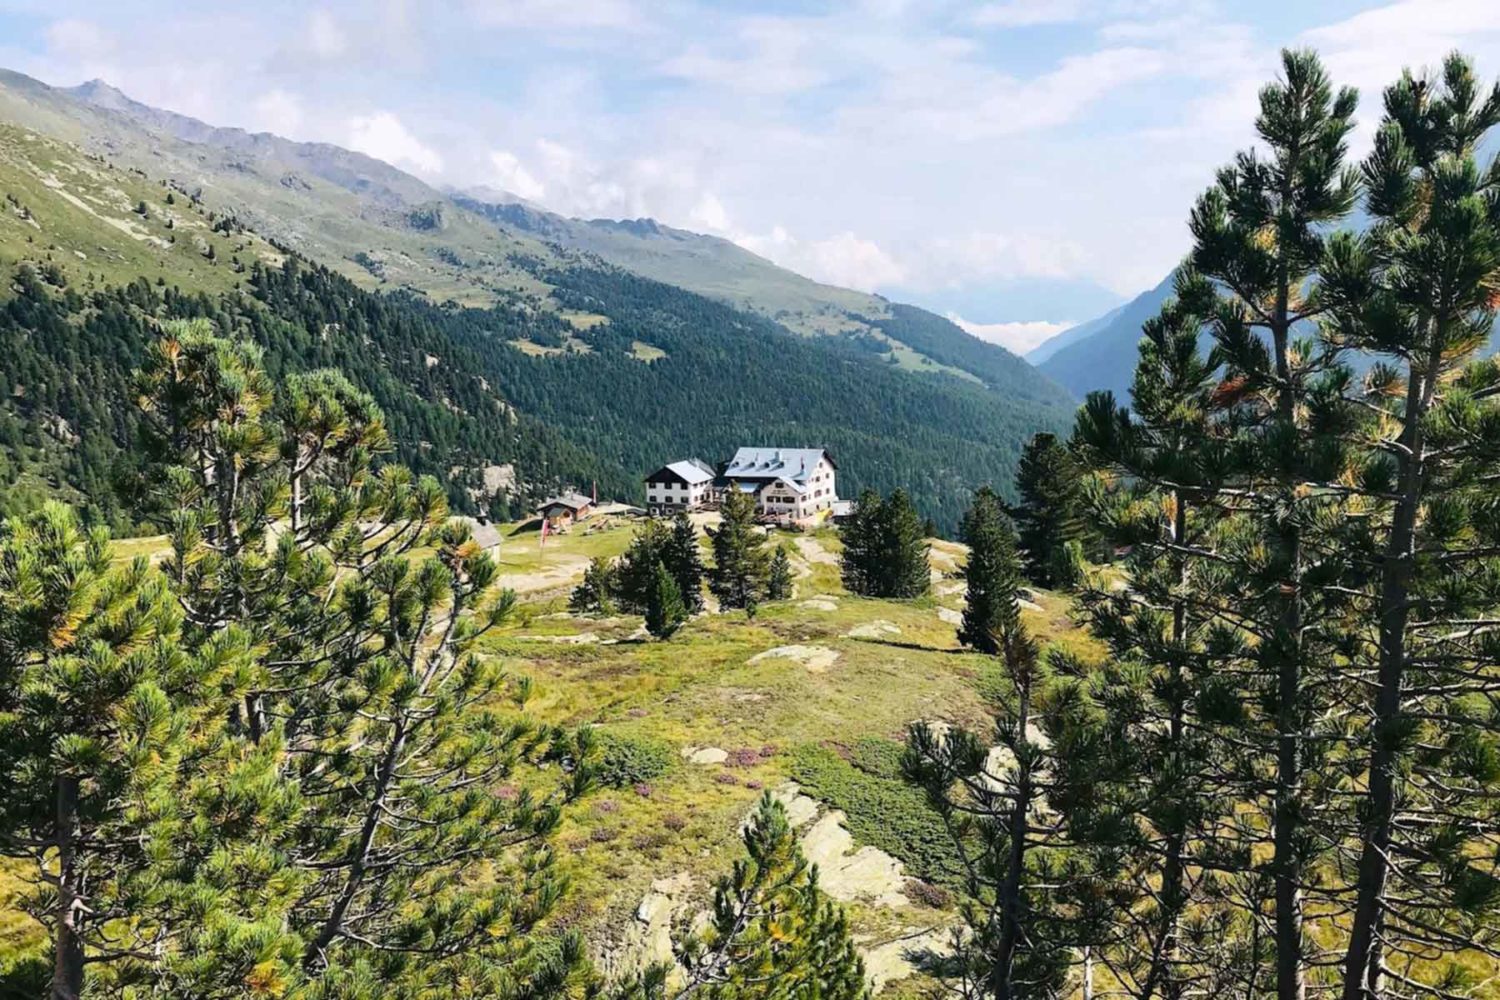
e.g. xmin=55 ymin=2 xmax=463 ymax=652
xmin=3 ymin=0 xmax=1499 ymax=349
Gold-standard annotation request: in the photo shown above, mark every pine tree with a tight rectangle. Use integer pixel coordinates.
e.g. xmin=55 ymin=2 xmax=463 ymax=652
xmin=879 ymin=489 xmax=930 ymax=598
xmin=1320 ymin=56 xmax=1500 ymax=998
xmin=615 ymin=519 xmax=672 ymax=614
xmin=619 ymin=794 xmax=868 ymax=1000
xmin=0 ymin=504 xmax=296 ymax=999
xmin=1175 ymin=49 xmax=1361 ymax=999
xmin=132 ymin=319 xmax=596 ymax=995
xmin=1012 ymin=432 xmax=1088 ymax=588
xmin=709 ymin=488 xmax=770 ymax=611
xmin=957 ymin=485 xmax=1015 ymax=655
xmin=571 ymin=556 xmax=618 ymax=616
xmin=841 ymin=489 xmax=929 ymax=598
xmin=645 ymin=560 xmax=687 ymax=639
xmin=663 ymin=511 xmax=706 ymax=612
xmin=905 ymin=515 xmax=1076 ymax=999
xmin=839 ymin=488 xmax=883 ymax=595
xmin=1067 ymin=274 xmax=1254 ymax=999
xmin=767 ymin=544 xmax=794 ymax=601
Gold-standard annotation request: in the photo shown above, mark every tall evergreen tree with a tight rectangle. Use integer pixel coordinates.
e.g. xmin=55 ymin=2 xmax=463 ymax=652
xmin=879 ymin=489 xmax=931 ymax=599
xmin=0 ymin=504 xmax=296 ymax=999
xmin=1068 ymin=275 xmax=1255 ymax=999
xmin=1320 ymin=55 xmax=1500 ymax=998
xmin=132 ymin=320 xmax=596 ymax=996
xmin=841 ymin=488 xmax=929 ymax=598
xmin=1178 ymin=49 xmax=1361 ymax=1000
xmin=839 ymin=488 xmax=883 ymax=596
xmin=644 ymin=561 xmax=687 ymax=640
xmin=663 ymin=512 xmax=706 ymax=613
xmin=571 ymin=556 xmax=618 ymax=616
xmin=709 ymin=489 xmax=770 ymax=611
xmin=957 ymin=486 xmax=1017 ymax=655
xmin=614 ymin=520 xmax=673 ymax=615
xmin=1012 ymin=432 xmax=1088 ymax=588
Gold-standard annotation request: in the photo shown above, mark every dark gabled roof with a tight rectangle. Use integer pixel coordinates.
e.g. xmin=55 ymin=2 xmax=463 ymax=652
xmin=644 ymin=458 xmax=715 ymax=486
xmin=539 ymin=491 xmax=593 ymax=512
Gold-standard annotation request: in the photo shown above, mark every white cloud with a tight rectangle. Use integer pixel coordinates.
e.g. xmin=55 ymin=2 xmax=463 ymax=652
xmin=346 ymin=112 xmax=444 ymax=174
xmin=487 ymin=150 xmax=547 ymax=201
xmin=971 ymin=0 xmax=1082 ymax=28
xmin=44 ymin=18 xmax=114 ymax=61
xmin=249 ymin=89 xmax=306 ymax=136
xmin=689 ymin=193 xmax=731 ymax=233
xmin=658 ymin=18 xmax=828 ymax=95
xmin=467 ymin=0 xmax=642 ymax=30
xmin=737 ymin=227 xmax=906 ymax=291
xmin=946 ymin=313 xmax=1072 ymax=353
xmin=306 ymin=9 xmax=349 ymax=58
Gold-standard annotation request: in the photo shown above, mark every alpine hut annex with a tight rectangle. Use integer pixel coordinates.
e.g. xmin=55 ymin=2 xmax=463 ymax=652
xmin=643 ymin=458 xmax=717 ymax=515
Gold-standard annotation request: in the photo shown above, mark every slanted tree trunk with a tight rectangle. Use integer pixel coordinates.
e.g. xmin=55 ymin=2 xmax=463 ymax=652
xmin=52 ymin=776 xmax=84 ymax=1000
xmin=1341 ymin=362 xmax=1430 ymax=1000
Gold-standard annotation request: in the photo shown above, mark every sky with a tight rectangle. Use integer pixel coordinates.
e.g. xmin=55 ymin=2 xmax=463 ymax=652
xmin=2 ymin=0 xmax=1499 ymax=352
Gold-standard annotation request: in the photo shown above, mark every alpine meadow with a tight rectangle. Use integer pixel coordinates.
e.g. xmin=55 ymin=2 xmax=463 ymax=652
xmin=3 ymin=4 xmax=1500 ymax=1000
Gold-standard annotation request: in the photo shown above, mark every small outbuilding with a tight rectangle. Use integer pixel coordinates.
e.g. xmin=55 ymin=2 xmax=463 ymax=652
xmin=538 ymin=491 xmax=595 ymax=527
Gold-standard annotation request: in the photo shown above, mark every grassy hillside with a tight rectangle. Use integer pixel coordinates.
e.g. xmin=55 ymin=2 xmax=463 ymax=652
xmin=0 ymin=68 xmax=1062 ymax=394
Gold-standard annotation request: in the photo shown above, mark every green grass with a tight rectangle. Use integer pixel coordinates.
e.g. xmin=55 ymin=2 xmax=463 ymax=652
xmin=0 ymin=124 xmax=281 ymax=297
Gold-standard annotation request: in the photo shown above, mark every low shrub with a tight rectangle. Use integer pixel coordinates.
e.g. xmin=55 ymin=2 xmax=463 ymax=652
xmin=903 ymin=879 xmax=952 ymax=909
xmin=727 ymin=748 xmax=761 ymax=768
xmin=847 ymin=736 xmax=906 ymax=779
xmin=596 ymin=731 xmax=675 ymax=788
xmin=662 ymin=813 xmax=688 ymax=832
xmin=789 ymin=743 xmax=964 ymax=890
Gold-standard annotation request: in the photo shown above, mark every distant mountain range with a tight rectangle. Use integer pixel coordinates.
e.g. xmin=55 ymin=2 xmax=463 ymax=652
xmin=1027 ymin=273 xmax=1176 ymax=402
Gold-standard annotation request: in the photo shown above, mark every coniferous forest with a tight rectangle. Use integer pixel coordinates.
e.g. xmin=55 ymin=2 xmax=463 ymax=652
xmin=0 ymin=252 xmax=1068 ymax=535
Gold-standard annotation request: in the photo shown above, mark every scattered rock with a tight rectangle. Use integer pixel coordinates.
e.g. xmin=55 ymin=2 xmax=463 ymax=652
xmin=612 ymin=872 xmax=696 ymax=975
xmin=682 ymin=746 xmax=728 ymax=765
xmin=936 ymin=582 xmax=965 ymax=597
xmin=749 ymin=645 xmax=841 ymax=673
xmin=846 ymin=620 xmax=901 ymax=639
xmin=861 ymin=927 xmax=955 ymax=991
xmin=798 ymin=598 xmax=839 ymax=611
xmin=799 ymin=811 xmax=910 ymax=908
xmin=768 ymin=781 xmax=820 ymax=828
xmin=937 ymin=607 xmax=962 ymax=625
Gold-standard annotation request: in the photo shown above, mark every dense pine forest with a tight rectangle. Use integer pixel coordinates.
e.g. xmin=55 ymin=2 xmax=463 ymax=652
xmin=0 ymin=250 xmax=1068 ymax=533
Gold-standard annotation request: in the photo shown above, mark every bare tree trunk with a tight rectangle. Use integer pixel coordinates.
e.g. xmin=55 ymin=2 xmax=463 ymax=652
xmin=1268 ymin=307 xmax=1306 ymax=1000
xmin=303 ymin=720 xmax=408 ymax=970
xmin=991 ymin=670 xmax=1033 ymax=1000
xmin=1341 ymin=365 xmax=1427 ymax=1000
xmin=1142 ymin=495 xmax=1190 ymax=1000
xmin=51 ymin=776 xmax=84 ymax=1000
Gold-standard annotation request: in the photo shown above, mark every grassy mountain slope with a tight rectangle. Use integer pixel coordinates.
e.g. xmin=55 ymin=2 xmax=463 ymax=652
xmin=0 ymin=68 xmax=1053 ymax=392
xmin=455 ymin=197 xmax=886 ymax=335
